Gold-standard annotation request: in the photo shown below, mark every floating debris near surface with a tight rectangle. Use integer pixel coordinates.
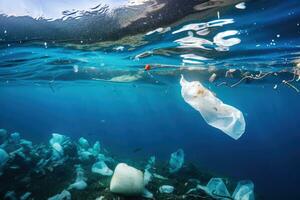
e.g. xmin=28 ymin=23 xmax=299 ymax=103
xmin=180 ymin=76 xmax=246 ymax=140
xmin=235 ymin=2 xmax=246 ymax=10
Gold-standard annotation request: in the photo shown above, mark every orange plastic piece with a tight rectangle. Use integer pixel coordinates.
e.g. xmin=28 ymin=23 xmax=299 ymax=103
xmin=144 ymin=64 xmax=151 ymax=71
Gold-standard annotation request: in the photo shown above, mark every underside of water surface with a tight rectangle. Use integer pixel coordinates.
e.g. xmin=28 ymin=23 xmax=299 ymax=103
xmin=0 ymin=0 xmax=300 ymax=200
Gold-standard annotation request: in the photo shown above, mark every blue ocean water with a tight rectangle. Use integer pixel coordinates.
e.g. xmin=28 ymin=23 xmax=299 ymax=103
xmin=0 ymin=0 xmax=300 ymax=199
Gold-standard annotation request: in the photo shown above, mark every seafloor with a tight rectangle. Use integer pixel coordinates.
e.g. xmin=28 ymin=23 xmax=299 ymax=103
xmin=0 ymin=129 xmax=245 ymax=200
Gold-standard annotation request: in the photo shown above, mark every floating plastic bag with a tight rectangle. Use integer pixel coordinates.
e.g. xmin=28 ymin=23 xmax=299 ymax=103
xmin=169 ymin=149 xmax=184 ymax=173
xmin=180 ymin=75 xmax=246 ymax=140
xmin=232 ymin=181 xmax=255 ymax=200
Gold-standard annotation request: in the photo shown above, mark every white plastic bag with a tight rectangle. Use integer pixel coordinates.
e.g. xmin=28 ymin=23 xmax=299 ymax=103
xmin=180 ymin=75 xmax=246 ymax=140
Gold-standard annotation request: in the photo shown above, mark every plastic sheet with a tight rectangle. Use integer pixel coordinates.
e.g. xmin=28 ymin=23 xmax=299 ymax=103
xmin=206 ymin=178 xmax=231 ymax=198
xmin=197 ymin=178 xmax=255 ymax=200
xmin=10 ymin=132 xmax=20 ymax=144
xmin=78 ymin=137 xmax=90 ymax=150
xmin=49 ymin=133 xmax=69 ymax=146
xmin=169 ymin=149 xmax=184 ymax=173
xmin=159 ymin=185 xmax=175 ymax=194
xmin=68 ymin=165 xmax=87 ymax=190
xmin=48 ymin=190 xmax=71 ymax=200
xmin=232 ymin=181 xmax=255 ymax=200
xmin=92 ymin=161 xmax=113 ymax=176
xmin=180 ymin=75 xmax=246 ymax=140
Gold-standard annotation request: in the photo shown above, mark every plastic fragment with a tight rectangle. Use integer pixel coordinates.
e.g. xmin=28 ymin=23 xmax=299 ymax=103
xmin=235 ymin=2 xmax=246 ymax=9
xmin=205 ymin=178 xmax=231 ymax=198
xmin=232 ymin=180 xmax=255 ymax=200
xmin=4 ymin=191 xmax=17 ymax=200
xmin=48 ymin=190 xmax=71 ymax=200
xmin=142 ymin=188 xmax=154 ymax=199
xmin=196 ymin=178 xmax=255 ymax=200
xmin=78 ymin=137 xmax=90 ymax=150
xmin=169 ymin=149 xmax=184 ymax=173
xmin=92 ymin=160 xmax=113 ymax=176
xmin=10 ymin=132 xmax=20 ymax=144
xmin=20 ymin=192 xmax=31 ymax=200
xmin=68 ymin=165 xmax=87 ymax=190
xmin=159 ymin=185 xmax=175 ymax=194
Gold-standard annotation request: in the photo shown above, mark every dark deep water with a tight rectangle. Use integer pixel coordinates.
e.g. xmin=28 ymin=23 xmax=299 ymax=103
xmin=1 ymin=0 xmax=300 ymax=199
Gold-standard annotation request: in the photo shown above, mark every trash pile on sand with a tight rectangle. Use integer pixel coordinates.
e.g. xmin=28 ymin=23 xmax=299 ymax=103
xmin=0 ymin=128 xmax=255 ymax=200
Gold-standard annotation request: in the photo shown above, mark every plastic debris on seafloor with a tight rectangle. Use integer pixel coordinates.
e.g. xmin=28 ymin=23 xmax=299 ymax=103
xmin=92 ymin=160 xmax=113 ymax=176
xmin=143 ymin=156 xmax=155 ymax=198
xmin=77 ymin=138 xmax=102 ymax=161
xmin=180 ymin=75 xmax=246 ymax=140
xmin=169 ymin=149 xmax=184 ymax=173
xmin=195 ymin=178 xmax=255 ymax=200
xmin=198 ymin=178 xmax=231 ymax=198
xmin=144 ymin=156 xmax=156 ymax=185
xmin=49 ymin=133 xmax=70 ymax=162
xmin=91 ymin=141 xmax=101 ymax=156
xmin=49 ymin=133 xmax=70 ymax=147
xmin=142 ymin=188 xmax=154 ymax=199
xmin=4 ymin=191 xmax=17 ymax=200
xmin=0 ymin=148 xmax=9 ymax=175
xmin=143 ymin=168 xmax=152 ymax=185
xmin=153 ymin=173 xmax=168 ymax=180
xmin=232 ymin=180 xmax=255 ymax=200
xmin=145 ymin=156 xmax=155 ymax=170
xmin=159 ymin=185 xmax=175 ymax=194
xmin=48 ymin=190 xmax=71 ymax=200
xmin=68 ymin=165 xmax=87 ymax=190
xmin=20 ymin=192 xmax=31 ymax=200
xmin=10 ymin=132 xmax=20 ymax=144
xmin=110 ymin=163 xmax=145 ymax=196
xmin=0 ymin=129 xmax=7 ymax=144
xmin=78 ymin=137 xmax=90 ymax=150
